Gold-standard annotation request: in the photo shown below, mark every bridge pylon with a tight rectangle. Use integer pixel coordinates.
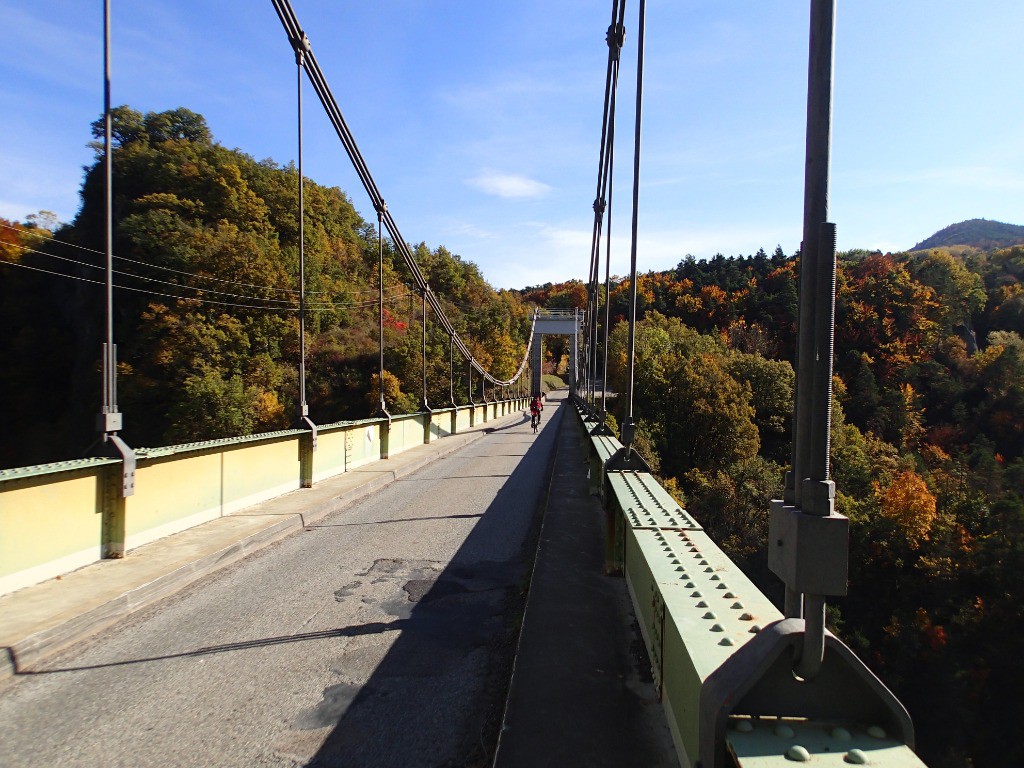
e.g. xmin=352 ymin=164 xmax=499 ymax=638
xmin=530 ymin=309 xmax=582 ymax=395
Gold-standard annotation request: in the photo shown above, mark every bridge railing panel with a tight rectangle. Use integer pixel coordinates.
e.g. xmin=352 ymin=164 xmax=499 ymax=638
xmin=0 ymin=460 xmax=113 ymax=596
xmin=455 ymin=407 xmax=473 ymax=432
xmin=430 ymin=409 xmax=452 ymax=440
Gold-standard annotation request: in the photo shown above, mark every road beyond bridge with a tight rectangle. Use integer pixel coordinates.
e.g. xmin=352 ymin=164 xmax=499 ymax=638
xmin=0 ymin=392 xmax=674 ymax=768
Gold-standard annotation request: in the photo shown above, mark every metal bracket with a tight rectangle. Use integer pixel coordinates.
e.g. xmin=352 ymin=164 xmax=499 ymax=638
xmin=699 ymin=618 xmax=914 ymax=768
xmin=101 ymin=432 xmax=135 ymax=497
xmin=299 ymin=415 xmax=318 ymax=451
xmin=606 ymin=21 xmax=626 ymax=52
xmin=96 ymin=411 xmax=123 ymax=433
xmin=604 ymin=445 xmax=652 ymax=474
xmin=768 ymin=499 xmax=849 ymax=597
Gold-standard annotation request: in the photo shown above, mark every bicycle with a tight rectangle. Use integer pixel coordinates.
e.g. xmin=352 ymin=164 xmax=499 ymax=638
xmin=531 ymin=411 xmax=540 ymax=433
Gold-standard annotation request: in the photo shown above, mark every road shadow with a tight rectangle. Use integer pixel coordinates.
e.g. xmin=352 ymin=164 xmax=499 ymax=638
xmin=17 ymin=622 xmax=406 ymax=675
xmin=483 ymin=414 xmax=531 ymax=434
xmin=300 ymin=398 xmax=566 ymax=768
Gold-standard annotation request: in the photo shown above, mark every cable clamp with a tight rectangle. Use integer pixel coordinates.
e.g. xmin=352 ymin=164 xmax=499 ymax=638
xmin=606 ymin=23 xmax=625 ymax=52
xmin=374 ymin=199 xmax=388 ymax=215
xmin=593 ymin=197 xmax=606 ymax=216
xmin=292 ymin=31 xmax=311 ymax=63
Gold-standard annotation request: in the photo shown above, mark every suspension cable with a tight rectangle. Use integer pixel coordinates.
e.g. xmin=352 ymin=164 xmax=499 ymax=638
xmin=296 ymin=40 xmax=309 ymax=419
xmin=377 ymin=206 xmax=388 ymax=416
xmin=621 ymin=0 xmax=647 ymax=452
xmin=270 ymin=0 xmax=531 ymax=387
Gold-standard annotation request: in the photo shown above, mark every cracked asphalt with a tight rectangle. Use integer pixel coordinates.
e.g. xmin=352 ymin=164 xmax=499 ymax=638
xmin=0 ymin=402 xmax=561 ymax=768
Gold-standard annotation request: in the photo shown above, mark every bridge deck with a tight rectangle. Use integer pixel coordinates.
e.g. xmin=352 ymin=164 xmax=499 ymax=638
xmin=0 ymin=392 xmax=674 ymax=768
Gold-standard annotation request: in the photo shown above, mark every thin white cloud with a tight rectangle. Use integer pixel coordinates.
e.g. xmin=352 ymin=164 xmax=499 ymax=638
xmin=467 ymin=171 xmax=551 ymax=199
xmin=845 ymin=165 xmax=1024 ymax=192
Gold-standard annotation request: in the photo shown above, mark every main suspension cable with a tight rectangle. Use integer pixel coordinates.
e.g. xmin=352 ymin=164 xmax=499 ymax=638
xmin=270 ymin=0 xmax=532 ymax=387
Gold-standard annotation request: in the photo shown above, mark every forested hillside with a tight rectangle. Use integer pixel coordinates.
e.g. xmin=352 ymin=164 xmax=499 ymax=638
xmin=912 ymin=218 xmax=1024 ymax=252
xmin=0 ymin=107 xmax=532 ymax=467
xmin=528 ymin=244 xmax=1024 ymax=767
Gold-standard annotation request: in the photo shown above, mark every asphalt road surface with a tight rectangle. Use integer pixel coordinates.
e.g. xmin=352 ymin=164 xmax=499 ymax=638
xmin=0 ymin=399 xmax=563 ymax=768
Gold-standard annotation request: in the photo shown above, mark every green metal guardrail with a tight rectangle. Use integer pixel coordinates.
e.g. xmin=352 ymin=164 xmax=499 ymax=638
xmin=572 ymin=396 xmax=925 ymax=768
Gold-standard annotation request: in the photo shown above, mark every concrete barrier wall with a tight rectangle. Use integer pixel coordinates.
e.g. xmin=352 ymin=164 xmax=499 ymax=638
xmin=0 ymin=399 xmax=520 ymax=597
xmin=431 ymin=410 xmax=452 ymax=439
xmin=389 ymin=414 xmax=425 ymax=456
xmin=312 ymin=427 xmax=346 ymax=483
xmin=126 ymin=434 xmax=302 ymax=551
xmin=0 ymin=461 xmax=111 ymax=596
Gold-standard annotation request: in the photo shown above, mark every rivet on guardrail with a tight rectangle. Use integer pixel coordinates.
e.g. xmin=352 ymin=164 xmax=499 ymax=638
xmin=703 ymin=611 xmax=716 ymax=619
xmin=675 ymin=566 xmax=686 ymax=572
xmin=696 ymin=600 xmax=708 ymax=608
xmin=750 ymin=624 xmax=762 ymax=633
xmin=740 ymin=613 xmax=755 ymax=621
xmin=734 ymin=720 xmax=754 ymax=733
xmin=700 ymin=559 xmax=709 ymax=565
xmin=710 ymin=623 xmax=725 ymax=632
xmin=685 ymin=582 xmax=695 ymax=588
xmin=719 ymin=637 xmax=735 ymax=646
xmin=831 ymin=728 xmax=852 ymax=741
xmin=867 ymin=726 xmax=887 ymax=739
xmin=724 ymin=591 xmax=736 ymax=598
xmin=731 ymin=601 xmax=744 ymax=609
xmin=844 ymin=749 xmax=867 ymax=765
xmin=717 ymin=583 xmax=729 ymax=590
xmin=710 ymin=574 xmax=721 ymax=581
xmin=786 ymin=745 xmax=810 ymax=762
xmin=774 ymin=724 xmax=795 ymax=738
xmin=704 ymin=566 xmax=714 ymax=573
xmin=671 ymin=558 xmax=681 ymax=564
xmin=691 ymin=590 xmax=702 ymax=597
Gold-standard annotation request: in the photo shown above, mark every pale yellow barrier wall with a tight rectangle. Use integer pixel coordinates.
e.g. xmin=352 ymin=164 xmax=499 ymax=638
xmin=431 ymin=410 xmax=452 ymax=439
xmin=0 ymin=464 xmax=107 ymax=595
xmin=312 ymin=429 xmax=347 ymax=484
xmin=346 ymin=422 xmax=381 ymax=468
xmin=389 ymin=415 xmax=426 ymax=456
xmin=126 ymin=452 xmax=225 ymax=551
xmin=126 ymin=435 xmax=301 ymax=551
xmin=1 ymin=401 xmax=531 ymax=597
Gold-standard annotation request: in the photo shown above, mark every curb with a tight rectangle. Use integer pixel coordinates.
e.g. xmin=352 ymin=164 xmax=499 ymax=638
xmin=2 ymin=428 xmax=489 ymax=683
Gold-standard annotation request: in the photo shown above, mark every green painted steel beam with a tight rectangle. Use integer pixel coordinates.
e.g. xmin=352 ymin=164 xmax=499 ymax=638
xmin=726 ymin=718 xmax=927 ymax=768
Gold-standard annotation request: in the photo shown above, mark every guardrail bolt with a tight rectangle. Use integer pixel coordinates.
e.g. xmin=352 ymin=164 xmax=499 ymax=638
xmin=786 ymin=745 xmax=811 ymax=762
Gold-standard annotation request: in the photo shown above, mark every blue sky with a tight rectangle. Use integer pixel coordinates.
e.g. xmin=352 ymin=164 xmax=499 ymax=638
xmin=2 ymin=1 xmax=1023 ymax=289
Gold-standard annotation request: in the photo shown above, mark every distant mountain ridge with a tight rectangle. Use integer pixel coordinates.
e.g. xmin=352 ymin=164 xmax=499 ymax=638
xmin=912 ymin=218 xmax=1024 ymax=251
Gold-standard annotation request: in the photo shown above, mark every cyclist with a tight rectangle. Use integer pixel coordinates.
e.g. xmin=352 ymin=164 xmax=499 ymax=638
xmin=529 ymin=395 xmax=543 ymax=432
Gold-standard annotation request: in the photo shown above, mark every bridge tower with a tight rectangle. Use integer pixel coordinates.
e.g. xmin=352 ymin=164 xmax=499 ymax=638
xmin=530 ymin=309 xmax=582 ymax=395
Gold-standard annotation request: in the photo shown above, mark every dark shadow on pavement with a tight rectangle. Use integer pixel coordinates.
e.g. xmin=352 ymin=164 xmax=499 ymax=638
xmin=303 ymin=398 xmax=567 ymax=768
xmin=308 ymin=514 xmax=485 ymax=529
xmin=483 ymin=415 xmax=531 ymax=434
xmin=18 ymin=621 xmax=407 ymax=676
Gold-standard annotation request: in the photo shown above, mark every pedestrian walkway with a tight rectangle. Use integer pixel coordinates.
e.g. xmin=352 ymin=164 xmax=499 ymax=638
xmin=0 ymin=409 xmax=527 ymax=683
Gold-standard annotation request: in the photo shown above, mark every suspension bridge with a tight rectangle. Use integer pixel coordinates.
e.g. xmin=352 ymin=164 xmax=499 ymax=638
xmin=0 ymin=1 xmax=931 ymax=766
